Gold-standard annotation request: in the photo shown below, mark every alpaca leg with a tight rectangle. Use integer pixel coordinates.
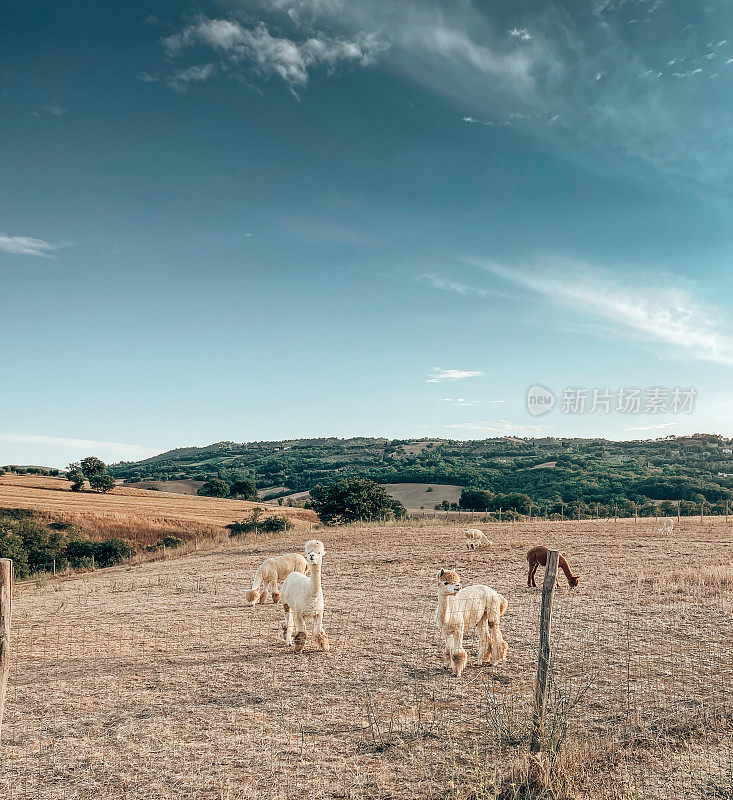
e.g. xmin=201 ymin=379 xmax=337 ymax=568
xmin=477 ymin=619 xmax=492 ymax=665
xmin=529 ymin=563 xmax=538 ymax=588
xmin=314 ymin=611 xmax=329 ymax=652
xmin=258 ymin=580 xmax=269 ymax=603
xmin=488 ymin=621 xmax=508 ymax=665
xmin=283 ymin=604 xmax=295 ymax=646
xmin=450 ymin=631 xmax=468 ymax=677
xmin=443 ymin=645 xmax=452 ymax=670
xmin=271 ymin=580 xmax=280 ymax=604
xmin=293 ymin=614 xmax=307 ymax=653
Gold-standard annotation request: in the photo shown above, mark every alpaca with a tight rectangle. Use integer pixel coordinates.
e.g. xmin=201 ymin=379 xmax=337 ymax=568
xmin=526 ymin=546 xmax=579 ymax=589
xmin=435 ymin=568 xmax=508 ymax=677
xmin=244 ymin=553 xmax=309 ymax=605
xmin=281 ymin=540 xmax=329 ymax=653
xmin=659 ymin=518 xmax=674 ymax=534
xmin=465 ymin=528 xmax=494 ymax=550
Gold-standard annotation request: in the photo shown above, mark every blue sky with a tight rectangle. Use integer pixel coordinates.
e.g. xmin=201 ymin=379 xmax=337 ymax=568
xmin=2 ymin=0 xmax=733 ymax=468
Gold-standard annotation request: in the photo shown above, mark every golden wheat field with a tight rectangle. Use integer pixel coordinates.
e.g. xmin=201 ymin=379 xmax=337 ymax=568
xmin=0 ymin=474 xmax=317 ymax=547
xmin=1 ymin=501 xmax=731 ymax=800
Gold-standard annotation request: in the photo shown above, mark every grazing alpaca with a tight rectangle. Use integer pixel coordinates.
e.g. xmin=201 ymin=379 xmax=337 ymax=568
xmin=281 ymin=540 xmax=329 ymax=653
xmin=527 ymin=546 xmax=579 ymax=589
xmin=465 ymin=528 xmax=494 ymax=550
xmin=659 ymin=518 xmax=674 ymax=534
xmin=435 ymin=568 xmax=508 ymax=677
xmin=244 ymin=553 xmax=309 ymax=605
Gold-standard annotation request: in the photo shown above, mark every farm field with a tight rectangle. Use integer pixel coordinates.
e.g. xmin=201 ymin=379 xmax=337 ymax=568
xmin=1 ymin=515 xmax=731 ymax=799
xmin=0 ymin=474 xmax=317 ymax=548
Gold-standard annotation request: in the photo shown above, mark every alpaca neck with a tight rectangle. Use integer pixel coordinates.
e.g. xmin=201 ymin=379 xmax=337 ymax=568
xmin=559 ymin=557 xmax=576 ymax=583
xmin=308 ymin=562 xmax=322 ymax=596
xmin=437 ymin=593 xmax=453 ymax=626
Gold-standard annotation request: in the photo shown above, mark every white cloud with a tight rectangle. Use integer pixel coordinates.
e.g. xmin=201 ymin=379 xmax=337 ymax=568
xmin=0 ymin=233 xmax=67 ymax=258
xmin=419 ymin=272 xmax=490 ymax=298
xmin=437 ymin=397 xmax=477 ymax=406
xmin=472 ymin=258 xmax=733 ymax=366
xmin=162 ymin=17 xmax=383 ymax=89
xmin=446 ymin=421 xmax=552 ymax=435
xmin=508 ymin=28 xmax=532 ymax=41
xmin=45 ymin=104 xmax=66 ymax=116
xmin=427 ymin=367 xmax=483 ymax=383
xmin=624 ymin=422 xmax=678 ymax=431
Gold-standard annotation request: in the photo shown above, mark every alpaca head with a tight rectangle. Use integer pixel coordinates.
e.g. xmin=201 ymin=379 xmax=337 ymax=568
xmin=437 ymin=568 xmax=462 ymax=596
xmin=304 ymin=539 xmax=325 ymax=567
xmin=244 ymin=588 xmax=260 ymax=606
xmin=568 ymin=575 xmax=580 ymax=589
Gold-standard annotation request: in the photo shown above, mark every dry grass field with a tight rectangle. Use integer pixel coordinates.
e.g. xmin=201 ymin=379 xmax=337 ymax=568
xmin=1 ymin=513 xmax=731 ymax=799
xmin=0 ymin=474 xmax=318 ymax=548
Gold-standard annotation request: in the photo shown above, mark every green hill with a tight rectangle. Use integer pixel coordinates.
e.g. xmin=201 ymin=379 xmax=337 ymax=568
xmin=109 ymin=434 xmax=733 ymax=510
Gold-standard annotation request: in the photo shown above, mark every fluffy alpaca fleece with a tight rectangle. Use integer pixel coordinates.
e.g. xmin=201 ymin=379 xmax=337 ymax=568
xmin=281 ymin=540 xmax=329 ymax=654
xmin=526 ymin=546 xmax=579 ymax=588
xmin=465 ymin=528 xmax=494 ymax=550
xmin=659 ymin=518 xmax=674 ymax=534
xmin=244 ymin=553 xmax=309 ymax=606
xmin=435 ymin=568 xmax=508 ymax=677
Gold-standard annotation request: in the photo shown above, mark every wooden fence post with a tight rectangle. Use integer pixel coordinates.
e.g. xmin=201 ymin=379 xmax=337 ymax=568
xmin=530 ymin=549 xmax=559 ymax=753
xmin=0 ymin=558 xmax=12 ymax=743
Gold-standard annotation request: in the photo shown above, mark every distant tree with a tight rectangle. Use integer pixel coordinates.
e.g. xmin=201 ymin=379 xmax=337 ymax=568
xmin=310 ymin=477 xmax=406 ymax=525
xmin=229 ymin=478 xmax=258 ymax=500
xmin=80 ymin=457 xmax=106 ymax=480
xmin=67 ymin=463 xmax=86 ymax=491
xmin=197 ymin=478 xmax=231 ymax=498
xmin=89 ymin=474 xmax=116 ymax=493
xmin=460 ymin=488 xmax=493 ymax=511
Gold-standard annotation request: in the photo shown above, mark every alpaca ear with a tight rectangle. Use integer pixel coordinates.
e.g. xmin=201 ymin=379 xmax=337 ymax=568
xmin=439 ymin=569 xmax=444 ymax=577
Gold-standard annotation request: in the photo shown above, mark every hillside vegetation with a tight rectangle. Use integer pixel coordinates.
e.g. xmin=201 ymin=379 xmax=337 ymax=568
xmin=109 ymin=434 xmax=733 ymax=508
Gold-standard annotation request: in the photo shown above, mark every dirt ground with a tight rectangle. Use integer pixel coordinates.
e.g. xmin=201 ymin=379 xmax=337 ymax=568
xmin=1 ymin=517 xmax=731 ymax=799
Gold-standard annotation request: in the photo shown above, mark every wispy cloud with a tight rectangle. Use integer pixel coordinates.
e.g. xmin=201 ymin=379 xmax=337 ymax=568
xmin=0 ymin=433 xmax=161 ymax=458
xmin=471 ymin=258 xmax=733 ymax=366
xmin=160 ymin=17 xmax=384 ymax=91
xmin=0 ymin=233 xmax=67 ymax=258
xmin=446 ymin=421 xmax=552 ymax=435
xmin=624 ymin=421 xmax=678 ymax=431
xmin=427 ymin=367 xmax=483 ymax=383
xmin=419 ymin=272 xmax=491 ymax=298
xmin=437 ymin=397 xmax=477 ymax=406
xmin=140 ymin=63 xmax=217 ymax=92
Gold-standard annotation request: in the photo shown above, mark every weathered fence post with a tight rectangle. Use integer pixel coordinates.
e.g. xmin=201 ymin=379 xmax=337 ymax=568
xmin=530 ymin=549 xmax=559 ymax=753
xmin=0 ymin=558 xmax=12 ymax=743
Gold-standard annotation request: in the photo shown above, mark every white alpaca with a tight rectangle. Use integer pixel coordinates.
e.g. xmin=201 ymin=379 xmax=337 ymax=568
xmin=659 ymin=518 xmax=674 ymax=534
xmin=281 ymin=540 xmax=329 ymax=653
xmin=465 ymin=528 xmax=494 ymax=550
xmin=435 ymin=568 xmax=508 ymax=677
xmin=245 ymin=553 xmax=309 ymax=605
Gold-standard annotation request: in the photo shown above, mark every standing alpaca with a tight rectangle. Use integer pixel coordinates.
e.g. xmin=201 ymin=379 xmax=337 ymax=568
xmin=281 ymin=540 xmax=329 ymax=653
xmin=659 ymin=518 xmax=674 ymax=534
xmin=465 ymin=528 xmax=494 ymax=550
xmin=526 ymin=546 xmax=579 ymax=588
xmin=245 ymin=553 xmax=309 ymax=605
xmin=435 ymin=568 xmax=508 ymax=677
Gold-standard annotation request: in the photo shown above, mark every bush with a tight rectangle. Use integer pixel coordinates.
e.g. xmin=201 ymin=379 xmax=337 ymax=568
xmin=260 ymin=515 xmax=292 ymax=533
xmin=0 ymin=529 xmax=30 ymax=578
xmin=89 ymin=474 xmax=116 ymax=493
xmin=94 ymin=538 xmax=132 ymax=567
xmin=160 ymin=535 xmax=182 ymax=548
xmin=197 ymin=478 xmax=231 ymax=497
xmin=226 ymin=508 xmax=293 ymax=536
xmin=229 ymin=478 xmax=258 ymax=500
xmin=310 ymin=477 xmax=406 ymax=525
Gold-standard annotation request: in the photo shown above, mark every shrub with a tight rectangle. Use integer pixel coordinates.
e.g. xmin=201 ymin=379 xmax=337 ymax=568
xmin=197 ymin=478 xmax=230 ymax=497
xmin=260 ymin=515 xmax=292 ymax=533
xmin=160 ymin=535 xmax=182 ymax=548
xmin=226 ymin=508 xmax=291 ymax=536
xmin=0 ymin=529 xmax=30 ymax=579
xmin=89 ymin=474 xmax=116 ymax=493
xmin=94 ymin=538 xmax=132 ymax=567
xmin=229 ymin=478 xmax=258 ymax=500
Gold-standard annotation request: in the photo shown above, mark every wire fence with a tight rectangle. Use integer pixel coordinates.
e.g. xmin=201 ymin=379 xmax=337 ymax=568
xmin=0 ymin=525 xmax=731 ymax=800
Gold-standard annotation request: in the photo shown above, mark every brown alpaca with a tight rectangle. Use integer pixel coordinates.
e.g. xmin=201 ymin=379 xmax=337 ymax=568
xmin=527 ymin=546 xmax=579 ymax=588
